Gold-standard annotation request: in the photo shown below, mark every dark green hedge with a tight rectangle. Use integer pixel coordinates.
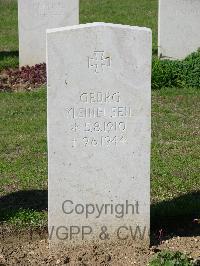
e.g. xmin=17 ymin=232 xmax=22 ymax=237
xmin=152 ymin=50 xmax=200 ymax=90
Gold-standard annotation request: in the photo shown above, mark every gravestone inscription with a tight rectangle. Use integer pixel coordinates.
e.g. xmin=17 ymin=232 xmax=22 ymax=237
xmin=47 ymin=23 xmax=152 ymax=244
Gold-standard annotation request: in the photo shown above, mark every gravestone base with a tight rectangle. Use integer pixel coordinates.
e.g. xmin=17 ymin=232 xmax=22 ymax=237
xmin=48 ymin=234 xmax=150 ymax=249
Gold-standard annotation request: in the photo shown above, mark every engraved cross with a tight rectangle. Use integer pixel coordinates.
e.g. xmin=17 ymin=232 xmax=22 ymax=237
xmin=88 ymin=51 xmax=111 ymax=73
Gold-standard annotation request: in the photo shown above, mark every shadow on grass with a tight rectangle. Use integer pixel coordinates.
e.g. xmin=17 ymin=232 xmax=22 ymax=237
xmin=0 ymin=190 xmax=199 ymax=237
xmin=0 ymin=51 xmax=19 ymax=71
xmin=151 ymin=191 xmax=200 ymax=243
xmin=0 ymin=190 xmax=47 ymax=222
xmin=0 ymin=51 xmax=19 ymax=61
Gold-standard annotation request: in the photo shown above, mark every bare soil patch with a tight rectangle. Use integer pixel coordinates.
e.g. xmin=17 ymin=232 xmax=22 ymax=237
xmin=0 ymin=227 xmax=199 ymax=266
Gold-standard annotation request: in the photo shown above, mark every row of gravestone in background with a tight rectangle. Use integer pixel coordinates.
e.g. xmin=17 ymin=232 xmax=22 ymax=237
xmin=18 ymin=0 xmax=200 ymax=67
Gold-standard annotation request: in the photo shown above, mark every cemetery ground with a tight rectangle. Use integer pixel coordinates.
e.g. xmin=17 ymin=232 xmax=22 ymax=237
xmin=0 ymin=0 xmax=200 ymax=265
xmin=0 ymin=88 xmax=199 ymax=265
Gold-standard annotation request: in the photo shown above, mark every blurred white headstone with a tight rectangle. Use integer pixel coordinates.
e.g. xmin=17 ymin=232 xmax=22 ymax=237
xmin=159 ymin=0 xmax=200 ymax=59
xmin=18 ymin=0 xmax=79 ymax=66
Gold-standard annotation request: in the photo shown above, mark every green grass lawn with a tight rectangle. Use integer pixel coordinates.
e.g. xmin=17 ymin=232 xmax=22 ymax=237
xmin=0 ymin=0 xmax=18 ymax=70
xmin=0 ymin=0 xmax=158 ymax=70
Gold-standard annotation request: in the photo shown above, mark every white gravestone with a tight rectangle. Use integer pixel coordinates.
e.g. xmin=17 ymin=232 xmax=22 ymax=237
xmin=47 ymin=23 xmax=152 ymax=245
xmin=159 ymin=0 xmax=200 ymax=59
xmin=18 ymin=0 xmax=79 ymax=66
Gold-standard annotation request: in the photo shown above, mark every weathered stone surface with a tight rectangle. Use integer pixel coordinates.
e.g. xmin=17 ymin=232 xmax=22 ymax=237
xmin=18 ymin=0 xmax=79 ymax=66
xmin=47 ymin=23 xmax=152 ymax=244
